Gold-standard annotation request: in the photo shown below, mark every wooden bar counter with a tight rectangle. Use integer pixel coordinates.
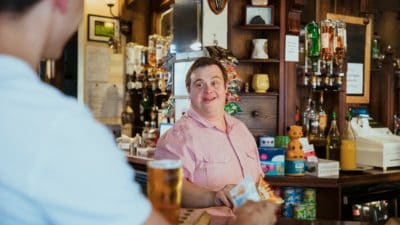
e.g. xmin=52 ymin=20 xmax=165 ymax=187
xmin=127 ymin=154 xmax=400 ymax=221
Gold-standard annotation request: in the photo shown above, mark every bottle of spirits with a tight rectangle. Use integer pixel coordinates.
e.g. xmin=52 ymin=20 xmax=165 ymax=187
xmin=148 ymin=120 xmax=160 ymax=147
xmin=305 ymin=21 xmax=321 ymax=72
xmin=340 ymin=109 xmax=357 ymax=170
xmin=318 ymin=92 xmax=327 ymax=138
xmin=320 ymin=19 xmax=334 ymax=66
xmin=121 ymin=93 xmax=134 ymax=137
xmin=302 ymin=97 xmax=312 ymax=136
xmin=142 ymin=121 xmax=150 ymax=147
xmin=333 ymin=20 xmax=347 ymax=74
xmin=308 ymin=100 xmax=319 ymax=141
xmin=326 ymin=112 xmax=341 ymax=161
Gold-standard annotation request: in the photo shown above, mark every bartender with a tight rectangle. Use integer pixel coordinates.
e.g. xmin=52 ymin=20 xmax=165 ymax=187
xmin=155 ymin=57 xmax=263 ymax=208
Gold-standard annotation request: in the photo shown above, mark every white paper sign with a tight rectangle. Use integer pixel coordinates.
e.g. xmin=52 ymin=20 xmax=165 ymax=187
xmin=85 ymin=45 xmax=110 ymax=82
xmin=347 ymin=63 xmax=364 ymax=95
xmin=285 ymin=35 xmax=299 ymax=62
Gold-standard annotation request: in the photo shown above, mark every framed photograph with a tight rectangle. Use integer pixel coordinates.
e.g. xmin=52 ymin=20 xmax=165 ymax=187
xmin=245 ymin=5 xmax=274 ymax=26
xmin=87 ymin=14 xmax=119 ymax=42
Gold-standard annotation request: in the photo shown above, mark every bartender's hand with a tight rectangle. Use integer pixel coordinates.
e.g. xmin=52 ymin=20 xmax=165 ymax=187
xmin=232 ymin=201 xmax=279 ymax=225
xmin=214 ymin=184 xmax=235 ymax=208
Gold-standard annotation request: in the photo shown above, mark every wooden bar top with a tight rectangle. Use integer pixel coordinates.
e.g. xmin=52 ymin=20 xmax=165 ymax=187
xmin=126 ymin=154 xmax=400 ymax=189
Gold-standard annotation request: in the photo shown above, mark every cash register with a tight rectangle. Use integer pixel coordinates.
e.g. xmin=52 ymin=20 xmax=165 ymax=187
xmin=351 ymin=116 xmax=400 ymax=171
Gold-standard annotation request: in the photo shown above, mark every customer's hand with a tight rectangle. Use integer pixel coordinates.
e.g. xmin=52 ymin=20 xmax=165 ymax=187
xmin=232 ymin=200 xmax=279 ymax=225
xmin=214 ymin=184 xmax=235 ymax=208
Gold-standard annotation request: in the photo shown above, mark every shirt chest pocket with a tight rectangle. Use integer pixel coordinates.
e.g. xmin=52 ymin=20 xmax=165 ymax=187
xmin=200 ymin=154 xmax=234 ymax=189
xmin=243 ymin=150 xmax=262 ymax=180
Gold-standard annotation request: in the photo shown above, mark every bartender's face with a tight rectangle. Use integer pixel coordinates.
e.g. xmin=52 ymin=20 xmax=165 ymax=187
xmin=189 ymin=65 xmax=227 ymax=120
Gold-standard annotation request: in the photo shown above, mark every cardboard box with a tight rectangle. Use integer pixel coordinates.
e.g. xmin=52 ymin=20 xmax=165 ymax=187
xmin=259 ymin=147 xmax=285 ymax=176
xmin=306 ymin=159 xmax=339 ymax=177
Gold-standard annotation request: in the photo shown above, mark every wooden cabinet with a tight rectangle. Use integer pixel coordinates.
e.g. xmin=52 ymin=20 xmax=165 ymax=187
xmin=235 ymin=93 xmax=278 ymax=137
xmin=266 ymin=171 xmax=400 ymax=220
xmin=228 ymin=0 xmax=287 ymax=135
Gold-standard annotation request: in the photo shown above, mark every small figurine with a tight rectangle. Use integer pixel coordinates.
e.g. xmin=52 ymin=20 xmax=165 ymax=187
xmin=285 ymin=125 xmax=305 ymax=176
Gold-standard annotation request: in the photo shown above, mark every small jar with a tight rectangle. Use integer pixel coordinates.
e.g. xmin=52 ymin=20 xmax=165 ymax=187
xmin=252 ymin=74 xmax=269 ymax=93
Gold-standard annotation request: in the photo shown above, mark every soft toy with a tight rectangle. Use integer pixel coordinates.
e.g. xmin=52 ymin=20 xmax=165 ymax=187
xmin=286 ymin=125 xmax=304 ymax=160
xmin=285 ymin=125 xmax=305 ymax=176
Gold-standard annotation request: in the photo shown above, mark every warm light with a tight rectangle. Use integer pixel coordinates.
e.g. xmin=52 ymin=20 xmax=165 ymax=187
xmin=105 ymin=0 xmax=116 ymax=6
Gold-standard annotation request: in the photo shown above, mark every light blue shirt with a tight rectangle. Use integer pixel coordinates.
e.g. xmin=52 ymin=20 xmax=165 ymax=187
xmin=0 ymin=55 xmax=151 ymax=225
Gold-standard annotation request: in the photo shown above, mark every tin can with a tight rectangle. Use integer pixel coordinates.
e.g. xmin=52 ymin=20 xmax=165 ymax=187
xmin=305 ymin=203 xmax=316 ymax=220
xmin=283 ymin=187 xmax=296 ymax=204
xmin=303 ymin=188 xmax=316 ymax=203
xmin=282 ymin=203 xmax=294 ymax=218
xmin=294 ymin=203 xmax=307 ymax=220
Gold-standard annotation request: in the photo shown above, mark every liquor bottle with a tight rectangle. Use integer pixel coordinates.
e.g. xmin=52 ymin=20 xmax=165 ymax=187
xmin=302 ymin=97 xmax=312 ymax=136
xmin=320 ymin=19 xmax=334 ymax=65
xmin=121 ymin=93 xmax=134 ymax=137
xmin=148 ymin=120 xmax=160 ymax=147
xmin=340 ymin=109 xmax=356 ymax=170
xmin=326 ymin=112 xmax=341 ymax=161
xmin=142 ymin=121 xmax=150 ymax=146
xmin=318 ymin=92 xmax=327 ymax=138
xmin=305 ymin=21 xmax=320 ymax=72
xmin=333 ymin=20 xmax=347 ymax=73
xmin=308 ymin=100 xmax=319 ymax=141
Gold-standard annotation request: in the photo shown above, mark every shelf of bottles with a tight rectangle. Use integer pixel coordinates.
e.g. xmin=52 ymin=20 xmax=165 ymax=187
xmin=299 ymin=19 xmax=347 ymax=92
xmin=121 ymin=34 xmax=173 ymax=147
xmin=298 ymin=19 xmax=349 ymax=160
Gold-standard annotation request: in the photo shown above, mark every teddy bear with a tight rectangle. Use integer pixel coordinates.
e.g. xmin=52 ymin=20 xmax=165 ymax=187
xmin=286 ymin=125 xmax=304 ymax=160
xmin=285 ymin=125 xmax=305 ymax=176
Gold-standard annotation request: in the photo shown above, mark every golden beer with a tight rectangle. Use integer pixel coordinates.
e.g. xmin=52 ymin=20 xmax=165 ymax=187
xmin=147 ymin=160 xmax=183 ymax=224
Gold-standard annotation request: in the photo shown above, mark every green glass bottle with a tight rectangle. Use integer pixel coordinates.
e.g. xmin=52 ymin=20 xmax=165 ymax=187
xmin=326 ymin=112 xmax=341 ymax=161
xmin=305 ymin=21 xmax=321 ymax=72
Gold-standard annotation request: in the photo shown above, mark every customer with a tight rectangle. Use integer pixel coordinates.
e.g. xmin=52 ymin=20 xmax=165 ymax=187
xmin=0 ymin=1 xmax=278 ymax=225
xmin=155 ymin=57 xmax=264 ymax=208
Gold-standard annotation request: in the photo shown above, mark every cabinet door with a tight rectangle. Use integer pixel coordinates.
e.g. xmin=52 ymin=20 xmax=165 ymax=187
xmin=235 ymin=94 xmax=278 ymax=137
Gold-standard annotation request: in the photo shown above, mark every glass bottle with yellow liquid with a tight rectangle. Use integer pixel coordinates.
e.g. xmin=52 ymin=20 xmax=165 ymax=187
xmin=340 ymin=110 xmax=357 ymax=170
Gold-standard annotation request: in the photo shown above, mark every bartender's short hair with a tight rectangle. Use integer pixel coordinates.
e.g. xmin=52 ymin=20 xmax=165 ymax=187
xmin=185 ymin=57 xmax=227 ymax=91
xmin=0 ymin=0 xmax=39 ymax=13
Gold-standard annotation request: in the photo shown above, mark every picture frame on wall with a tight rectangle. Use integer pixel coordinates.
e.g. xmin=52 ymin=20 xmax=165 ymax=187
xmin=87 ymin=14 xmax=119 ymax=42
xmin=245 ymin=5 xmax=274 ymax=26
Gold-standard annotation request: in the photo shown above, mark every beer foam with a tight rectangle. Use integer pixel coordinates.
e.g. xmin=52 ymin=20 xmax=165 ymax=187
xmin=148 ymin=159 xmax=182 ymax=169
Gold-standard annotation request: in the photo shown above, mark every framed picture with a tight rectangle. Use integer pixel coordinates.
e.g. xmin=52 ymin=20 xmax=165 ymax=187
xmin=87 ymin=14 xmax=119 ymax=42
xmin=245 ymin=5 xmax=274 ymax=26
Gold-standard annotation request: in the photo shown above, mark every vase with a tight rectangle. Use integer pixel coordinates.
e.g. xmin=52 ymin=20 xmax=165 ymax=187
xmin=251 ymin=39 xmax=269 ymax=59
xmin=252 ymin=74 xmax=269 ymax=93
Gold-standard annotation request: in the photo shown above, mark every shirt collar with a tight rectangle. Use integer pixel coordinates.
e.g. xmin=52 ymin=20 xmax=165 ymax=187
xmin=186 ymin=106 xmax=238 ymax=131
xmin=0 ymin=54 xmax=38 ymax=82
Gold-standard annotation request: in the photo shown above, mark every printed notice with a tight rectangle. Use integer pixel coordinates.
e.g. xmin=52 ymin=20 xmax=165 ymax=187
xmin=347 ymin=63 xmax=364 ymax=95
xmin=285 ymin=35 xmax=299 ymax=62
xmin=87 ymin=82 xmax=123 ymax=118
xmin=86 ymin=45 xmax=110 ymax=82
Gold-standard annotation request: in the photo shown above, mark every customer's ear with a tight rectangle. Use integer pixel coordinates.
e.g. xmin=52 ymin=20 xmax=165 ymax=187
xmin=53 ymin=0 xmax=68 ymax=13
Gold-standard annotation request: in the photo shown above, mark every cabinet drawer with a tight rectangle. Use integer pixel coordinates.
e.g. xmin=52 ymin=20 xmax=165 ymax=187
xmin=234 ymin=95 xmax=278 ymax=137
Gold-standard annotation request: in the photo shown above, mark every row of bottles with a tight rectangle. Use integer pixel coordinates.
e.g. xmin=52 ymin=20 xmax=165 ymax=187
xmin=300 ymin=94 xmax=356 ymax=169
xmin=326 ymin=109 xmax=356 ymax=170
xmin=121 ymin=34 xmax=174 ymax=146
xmin=300 ymin=19 xmax=347 ymax=91
xmin=300 ymin=92 xmax=327 ymax=140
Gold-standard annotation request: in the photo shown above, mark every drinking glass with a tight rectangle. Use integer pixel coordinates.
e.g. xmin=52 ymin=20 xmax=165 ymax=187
xmin=147 ymin=160 xmax=183 ymax=224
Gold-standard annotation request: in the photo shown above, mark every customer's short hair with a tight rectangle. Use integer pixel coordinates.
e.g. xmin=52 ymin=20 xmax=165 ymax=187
xmin=185 ymin=57 xmax=228 ymax=91
xmin=0 ymin=0 xmax=40 ymax=13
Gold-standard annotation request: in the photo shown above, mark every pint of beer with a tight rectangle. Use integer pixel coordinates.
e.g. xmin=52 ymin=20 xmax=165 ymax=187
xmin=147 ymin=160 xmax=183 ymax=224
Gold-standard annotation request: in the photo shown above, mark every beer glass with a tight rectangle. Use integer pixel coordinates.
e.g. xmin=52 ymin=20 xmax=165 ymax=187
xmin=147 ymin=160 xmax=183 ymax=224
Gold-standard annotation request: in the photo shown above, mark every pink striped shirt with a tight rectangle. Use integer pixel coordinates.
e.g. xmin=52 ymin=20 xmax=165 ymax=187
xmin=155 ymin=107 xmax=263 ymax=191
